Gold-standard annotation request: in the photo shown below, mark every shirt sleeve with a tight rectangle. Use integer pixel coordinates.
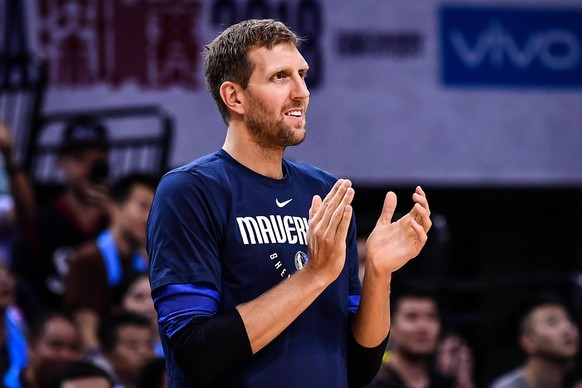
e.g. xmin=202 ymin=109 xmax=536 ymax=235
xmin=147 ymin=170 xmax=224 ymax=294
xmin=347 ymin=213 xmax=362 ymax=313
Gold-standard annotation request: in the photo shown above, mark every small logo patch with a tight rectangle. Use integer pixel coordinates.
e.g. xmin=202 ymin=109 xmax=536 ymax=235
xmin=294 ymin=251 xmax=309 ymax=271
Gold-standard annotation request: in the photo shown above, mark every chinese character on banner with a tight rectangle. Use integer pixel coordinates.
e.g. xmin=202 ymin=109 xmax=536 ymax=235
xmin=149 ymin=1 xmax=202 ymax=89
xmin=36 ymin=0 xmax=203 ymax=90
xmin=37 ymin=0 xmax=101 ymax=86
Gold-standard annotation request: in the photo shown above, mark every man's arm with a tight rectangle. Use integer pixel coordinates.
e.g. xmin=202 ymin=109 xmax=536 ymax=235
xmin=349 ymin=187 xmax=431 ymax=384
xmin=237 ymin=178 xmax=354 ymax=352
xmin=0 ymin=120 xmax=36 ymax=225
xmin=157 ymin=178 xmax=355 ymax=386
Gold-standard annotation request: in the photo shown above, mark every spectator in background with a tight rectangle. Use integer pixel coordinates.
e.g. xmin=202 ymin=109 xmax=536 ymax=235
xmin=11 ymin=116 xmax=110 ymax=311
xmin=0 ymin=262 xmax=27 ymax=388
xmin=20 ymin=312 xmax=82 ymax=388
xmin=46 ymin=360 xmax=113 ymax=388
xmin=436 ymin=330 xmax=475 ymax=388
xmin=88 ymin=311 xmax=155 ymax=388
xmin=489 ymin=292 xmax=579 ymax=388
xmin=64 ymin=174 xmax=157 ymax=353
xmin=116 ymin=271 xmax=163 ymax=357
xmin=367 ymin=288 xmax=457 ymax=388
xmin=137 ymin=357 xmax=167 ymax=388
xmin=0 ymin=120 xmax=36 ymax=265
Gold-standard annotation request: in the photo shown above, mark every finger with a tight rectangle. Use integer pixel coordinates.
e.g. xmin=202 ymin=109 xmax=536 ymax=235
xmin=334 ymin=204 xmax=353 ymax=241
xmin=410 ymin=203 xmax=432 ymax=233
xmin=413 ymin=189 xmax=431 ymax=216
xmin=309 ymin=195 xmax=322 ymax=220
xmin=377 ymin=191 xmax=397 ymax=226
xmin=319 ymin=179 xmax=352 ymax=228
xmin=325 ymin=187 xmax=354 ymax=236
xmin=310 ymin=179 xmax=343 ymax=226
xmin=411 ymin=219 xmax=428 ymax=245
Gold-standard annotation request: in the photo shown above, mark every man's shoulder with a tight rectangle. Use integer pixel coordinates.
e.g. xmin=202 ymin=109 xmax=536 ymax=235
xmin=163 ymin=150 xmax=239 ymax=184
xmin=72 ymin=240 xmax=102 ymax=263
xmin=166 ymin=150 xmax=226 ymax=177
xmin=489 ymin=367 xmax=529 ymax=388
xmin=284 ymin=158 xmax=337 ymax=186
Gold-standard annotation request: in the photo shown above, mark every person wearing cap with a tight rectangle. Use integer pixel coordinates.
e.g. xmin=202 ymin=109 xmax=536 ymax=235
xmin=64 ymin=173 xmax=158 ymax=354
xmin=11 ymin=116 xmax=111 ymax=313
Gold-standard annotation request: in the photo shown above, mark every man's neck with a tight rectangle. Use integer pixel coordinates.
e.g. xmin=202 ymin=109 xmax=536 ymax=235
xmin=62 ymin=189 xmax=104 ymax=229
xmin=109 ymin=225 xmax=136 ymax=257
xmin=222 ymin=126 xmax=285 ymax=179
xmin=523 ymin=356 xmax=574 ymax=388
xmin=390 ymin=352 xmax=431 ymax=388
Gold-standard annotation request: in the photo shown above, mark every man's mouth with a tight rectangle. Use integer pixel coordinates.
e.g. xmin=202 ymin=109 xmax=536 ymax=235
xmin=285 ymin=110 xmax=303 ymax=117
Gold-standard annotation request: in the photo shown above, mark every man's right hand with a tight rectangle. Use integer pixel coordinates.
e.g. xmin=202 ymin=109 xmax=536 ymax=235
xmin=305 ymin=178 xmax=355 ymax=284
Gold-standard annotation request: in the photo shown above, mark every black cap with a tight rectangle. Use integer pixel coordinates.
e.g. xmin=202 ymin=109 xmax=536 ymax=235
xmin=59 ymin=117 xmax=109 ymax=154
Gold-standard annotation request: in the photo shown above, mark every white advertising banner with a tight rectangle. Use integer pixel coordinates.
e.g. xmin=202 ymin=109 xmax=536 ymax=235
xmin=16 ymin=0 xmax=582 ymax=186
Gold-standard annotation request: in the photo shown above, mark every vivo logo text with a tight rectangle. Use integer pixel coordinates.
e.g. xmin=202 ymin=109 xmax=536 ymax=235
xmin=441 ymin=6 xmax=582 ymax=87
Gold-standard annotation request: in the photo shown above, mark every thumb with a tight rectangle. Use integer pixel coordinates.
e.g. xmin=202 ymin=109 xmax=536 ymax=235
xmin=377 ymin=191 xmax=397 ymax=226
xmin=309 ymin=194 xmax=322 ymax=220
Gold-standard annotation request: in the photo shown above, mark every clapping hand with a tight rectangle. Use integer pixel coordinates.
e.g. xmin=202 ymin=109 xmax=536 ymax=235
xmin=365 ymin=186 xmax=431 ymax=275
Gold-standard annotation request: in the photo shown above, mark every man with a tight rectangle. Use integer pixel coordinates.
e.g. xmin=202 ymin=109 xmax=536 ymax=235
xmin=88 ymin=312 xmax=155 ymax=388
xmin=65 ymin=174 xmax=157 ymax=353
xmin=20 ymin=312 xmax=82 ymax=388
xmin=11 ymin=117 xmax=110 ymax=310
xmin=46 ymin=361 xmax=114 ymax=388
xmin=147 ymin=19 xmax=432 ymax=387
xmin=489 ymin=292 xmax=579 ymax=388
xmin=368 ymin=289 xmax=457 ymax=388
xmin=116 ymin=272 xmax=163 ymax=357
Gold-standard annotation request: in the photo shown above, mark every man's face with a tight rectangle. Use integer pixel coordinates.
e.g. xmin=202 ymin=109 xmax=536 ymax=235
xmin=62 ymin=377 xmax=111 ymax=388
xmin=115 ymin=184 xmax=155 ymax=246
xmin=108 ymin=325 xmax=154 ymax=378
xmin=58 ymin=147 xmax=108 ymax=194
xmin=241 ymin=42 xmax=310 ymax=149
xmin=122 ymin=275 xmax=157 ymax=323
xmin=522 ymin=304 xmax=579 ymax=359
xmin=391 ymin=297 xmax=441 ymax=357
xmin=30 ymin=317 xmax=81 ymax=380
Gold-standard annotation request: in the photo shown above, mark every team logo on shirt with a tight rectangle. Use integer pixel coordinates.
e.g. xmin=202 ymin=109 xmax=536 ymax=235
xmin=236 ymin=215 xmax=309 ymax=245
xmin=294 ymin=251 xmax=309 ymax=270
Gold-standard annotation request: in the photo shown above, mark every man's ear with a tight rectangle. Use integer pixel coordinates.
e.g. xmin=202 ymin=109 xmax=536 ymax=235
xmin=518 ymin=333 xmax=536 ymax=354
xmin=219 ymin=81 xmax=245 ymax=116
xmin=106 ymin=199 xmax=120 ymax=221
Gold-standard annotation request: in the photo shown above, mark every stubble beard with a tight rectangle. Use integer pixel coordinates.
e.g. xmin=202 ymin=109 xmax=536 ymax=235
xmin=245 ymin=93 xmax=307 ymax=149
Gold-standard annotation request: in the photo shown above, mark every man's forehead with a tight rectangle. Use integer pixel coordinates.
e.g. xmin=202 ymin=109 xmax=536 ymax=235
xmin=249 ymin=43 xmax=308 ymax=70
xmin=397 ymin=297 xmax=437 ymax=312
xmin=531 ymin=304 xmax=566 ymax=318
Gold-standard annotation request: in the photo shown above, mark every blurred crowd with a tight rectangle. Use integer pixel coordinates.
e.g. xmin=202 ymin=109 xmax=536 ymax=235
xmin=1 ymin=118 xmax=164 ymax=388
xmin=0 ymin=116 xmax=581 ymax=388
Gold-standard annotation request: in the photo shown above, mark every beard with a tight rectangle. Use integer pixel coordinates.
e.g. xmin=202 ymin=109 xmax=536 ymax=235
xmin=245 ymin=91 xmax=307 ymax=149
